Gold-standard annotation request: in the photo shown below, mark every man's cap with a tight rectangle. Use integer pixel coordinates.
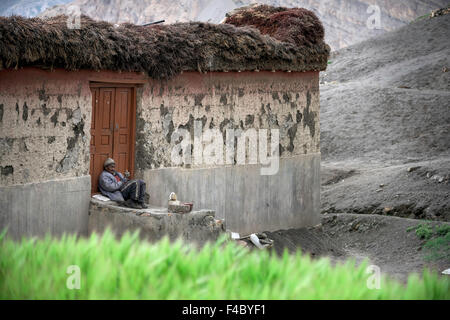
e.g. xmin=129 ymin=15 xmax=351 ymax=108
xmin=104 ymin=158 xmax=115 ymax=168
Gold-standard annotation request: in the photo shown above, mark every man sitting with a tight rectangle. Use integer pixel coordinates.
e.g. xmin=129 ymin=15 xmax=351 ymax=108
xmin=98 ymin=158 xmax=148 ymax=209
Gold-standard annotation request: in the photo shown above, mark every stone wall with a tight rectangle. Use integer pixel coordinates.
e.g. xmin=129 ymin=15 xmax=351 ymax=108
xmin=88 ymin=199 xmax=225 ymax=243
xmin=144 ymin=155 xmax=320 ymax=234
xmin=0 ymin=68 xmax=92 ymax=186
xmin=136 ymin=71 xmax=321 ymax=234
xmin=0 ymin=176 xmax=90 ymax=239
xmin=135 ymin=71 xmax=320 ymax=171
xmin=0 ymin=68 xmax=321 ymax=237
xmin=0 ymin=68 xmax=146 ymax=238
xmin=0 ymin=68 xmax=94 ymax=237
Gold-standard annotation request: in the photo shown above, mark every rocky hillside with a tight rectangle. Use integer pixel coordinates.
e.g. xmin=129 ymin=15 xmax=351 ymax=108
xmin=320 ymin=12 xmax=450 ymax=220
xmin=38 ymin=0 xmax=448 ymax=50
xmin=0 ymin=0 xmax=70 ymax=18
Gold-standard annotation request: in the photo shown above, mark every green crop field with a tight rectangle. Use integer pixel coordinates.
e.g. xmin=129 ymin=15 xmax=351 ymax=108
xmin=0 ymin=229 xmax=448 ymax=300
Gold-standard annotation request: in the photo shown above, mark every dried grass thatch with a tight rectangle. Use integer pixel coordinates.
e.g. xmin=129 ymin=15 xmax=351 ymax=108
xmin=0 ymin=6 xmax=329 ymax=79
xmin=225 ymin=4 xmax=325 ymax=48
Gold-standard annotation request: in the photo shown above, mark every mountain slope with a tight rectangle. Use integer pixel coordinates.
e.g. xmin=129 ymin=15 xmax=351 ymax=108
xmin=321 ymin=13 xmax=450 ymax=161
xmin=320 ymin=13 xmax=450 ymax=220
xmin=0 ymin=0 xmax=71 ymax=17
xmin=39 ymin=0 xmax=448 ymax=50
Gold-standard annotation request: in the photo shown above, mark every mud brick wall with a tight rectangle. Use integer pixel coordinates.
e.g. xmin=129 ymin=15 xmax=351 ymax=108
xmin=135 ymin=71 xmax=320 ymax=172
xmin=0 ymin=68 xmax=321 ymax=236
xmin=136 ymin=71 xmax=321 ymax=234
xmin=0 ymin=68 xmax=92 ymax=186
xmin=0 ymin=68 xmax=148 ymax=238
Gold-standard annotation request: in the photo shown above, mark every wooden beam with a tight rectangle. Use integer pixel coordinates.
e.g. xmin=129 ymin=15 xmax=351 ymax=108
xmin=89 ymin=79 xmax=147 ymax=87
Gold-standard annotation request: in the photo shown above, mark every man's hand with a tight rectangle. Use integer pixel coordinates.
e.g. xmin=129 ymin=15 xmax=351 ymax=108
xmin=124 ymin=170 xmax=130 ymax=178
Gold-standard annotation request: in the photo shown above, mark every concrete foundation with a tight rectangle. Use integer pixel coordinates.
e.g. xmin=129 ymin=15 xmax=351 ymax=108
xmin=143 ymin=153 xmax=321 ymax=235
xmin=88 ymin=199 xmax=225 ymax=242
xmin=0 ymin=175 xmax=90 ymax=239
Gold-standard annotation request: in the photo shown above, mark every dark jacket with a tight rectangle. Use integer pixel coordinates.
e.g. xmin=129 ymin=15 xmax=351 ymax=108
xmin=98 ymin=170 xmax=128 ymax=202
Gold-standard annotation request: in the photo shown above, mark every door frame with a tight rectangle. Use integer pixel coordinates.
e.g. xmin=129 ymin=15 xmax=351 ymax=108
xmin=89 ymin=82 xmax=139 ymax=190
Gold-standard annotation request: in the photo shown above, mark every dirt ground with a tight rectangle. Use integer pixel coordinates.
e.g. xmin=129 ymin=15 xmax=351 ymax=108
xmin=265 ymin=214 xmax=449 ymax=283
xmin=261 ymin=13 xmax=450 ymax=283
xmin=321 ymin=159 xmax=450 ymax=220
xmin=319 ymin=13 xmax=450 ymax=221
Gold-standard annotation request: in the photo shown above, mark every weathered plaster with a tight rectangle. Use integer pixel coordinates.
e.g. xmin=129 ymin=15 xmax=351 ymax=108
xmin=0 ymin=67 xmax=321 ymax=235
xmin=0 ymin=68 xmax=146 ymax=186
xmin=135 ymin=71 xmax=320 ymax=172
xmin=0 ymin=69 xmax=91 ymax=185
xmin=135 ymin=71 xmax=321 ymax=233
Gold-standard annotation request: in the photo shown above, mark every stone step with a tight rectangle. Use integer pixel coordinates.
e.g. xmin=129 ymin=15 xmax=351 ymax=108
xmin=88 ymin=198 xmax=225 ymax=243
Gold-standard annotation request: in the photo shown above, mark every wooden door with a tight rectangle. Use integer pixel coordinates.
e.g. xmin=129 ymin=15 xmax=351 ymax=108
xmin=113 ymin=88 xmax=133 ymax=176
xmin=90 ymin=86 xmax=135 ymax=194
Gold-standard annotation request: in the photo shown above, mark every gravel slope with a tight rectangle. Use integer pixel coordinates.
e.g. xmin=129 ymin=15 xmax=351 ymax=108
xmin=320 ymin=13 xmax=450 ymax=220
xmin=268 ymin=214 xmax=449 ymax=282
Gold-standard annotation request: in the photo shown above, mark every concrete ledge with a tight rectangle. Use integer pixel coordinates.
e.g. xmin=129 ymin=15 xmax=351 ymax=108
xmin=88 ymin=198 xmax=226 ymax=243
xmin=0 ymin=175 xmax=90 ymax=239
xmin=143 ymin=153 xmax=321 ymax=234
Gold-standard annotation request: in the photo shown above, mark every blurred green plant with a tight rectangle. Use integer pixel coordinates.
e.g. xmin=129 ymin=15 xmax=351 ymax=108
xmin=0 ymin=229 xmax=448 ymax=299
xmin=407 ymin=223 xmax=450 ymax=261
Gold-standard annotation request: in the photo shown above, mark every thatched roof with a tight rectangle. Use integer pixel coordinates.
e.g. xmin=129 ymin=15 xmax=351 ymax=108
xmin=225 ymin=4 xmax=325 ymax=48
xmin=0 ymin=5 xmax=330 ymax=80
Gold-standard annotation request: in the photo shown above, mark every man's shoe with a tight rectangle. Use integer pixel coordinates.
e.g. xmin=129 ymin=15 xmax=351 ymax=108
xmin=123 ymin=199 xmax=141 ymax=209
xmin=120 ymin=199 xmax=132 ymax=208
xmin=139 ymin=202 xmax=148 ymax=209
xmin=130 ymin=201 xmax=142 ymax=209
